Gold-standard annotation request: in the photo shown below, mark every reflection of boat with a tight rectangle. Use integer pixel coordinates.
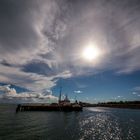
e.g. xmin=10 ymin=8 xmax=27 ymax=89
xmin=16 ymin=88 xmax=83 ymax=112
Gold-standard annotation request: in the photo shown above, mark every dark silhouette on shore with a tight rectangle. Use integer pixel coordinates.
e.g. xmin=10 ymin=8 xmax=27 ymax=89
xmin=79 ymin=101 xmax=140 ymax=109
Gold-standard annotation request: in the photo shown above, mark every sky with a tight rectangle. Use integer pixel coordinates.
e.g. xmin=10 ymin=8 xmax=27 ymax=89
xmin=0 ymin=0 xmax=140 ymax=103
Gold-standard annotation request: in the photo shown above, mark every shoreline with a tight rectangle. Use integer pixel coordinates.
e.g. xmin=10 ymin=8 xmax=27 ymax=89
xmin=84 ymin=104 xmax=140 ymax=109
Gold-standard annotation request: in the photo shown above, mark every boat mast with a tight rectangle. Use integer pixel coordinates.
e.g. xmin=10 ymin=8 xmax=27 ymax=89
xmin=59 ymin=86 xmax=62 ymax=103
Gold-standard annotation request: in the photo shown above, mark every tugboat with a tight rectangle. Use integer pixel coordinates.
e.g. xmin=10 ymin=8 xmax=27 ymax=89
xmin=16 ymin=88 xmax=83 ymax=112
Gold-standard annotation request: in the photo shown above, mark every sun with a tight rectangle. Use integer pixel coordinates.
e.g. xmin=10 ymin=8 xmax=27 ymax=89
xmin=82 ymin=44 xmax=100 ymax=61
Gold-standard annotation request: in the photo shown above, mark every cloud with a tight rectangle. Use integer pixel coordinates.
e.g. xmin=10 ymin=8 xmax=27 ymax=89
xmin=0 ymin=63 xmax=72 ymax=92
xmin=0 ymin=85 xmax=58 ymax=103
xmin=132 ymin=92 xmax=137 ymax=95
xmin=21 ymin=60 xmax=56 ymax=76
xmin=110 ymin=95 xmax=125 ymax=101
xmin=0 ymin=64 xmax=56 ymax=91
xmin=0 ymin=0 xmax=72 ymax=93
xmin=132 ymin=86 xmax=140 ymax=97
xmin=74 ymin=90 xmax=83 ymax=94
xmin=0 ymin=0 xmax=140 ymax=100
xmin=133 ymin=86 xmax=140 ymax=91
xmin=0 ymin=0 xmax=64 ymax=67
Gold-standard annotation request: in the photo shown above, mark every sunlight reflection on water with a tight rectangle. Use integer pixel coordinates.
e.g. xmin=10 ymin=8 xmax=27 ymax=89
xmin=0 ymin=105 xmax=139 ymax=140
xmin=79 ymin=107 xmax=137 ymax=140
xmin=79 ymin=112 xmax=120 ymax=139
xmin=86 ymin=107 xmax=109 ymax=112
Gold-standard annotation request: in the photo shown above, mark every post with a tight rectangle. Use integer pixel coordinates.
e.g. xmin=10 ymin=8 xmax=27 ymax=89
xmin=59 ymin=86 xmax=62 ymax=103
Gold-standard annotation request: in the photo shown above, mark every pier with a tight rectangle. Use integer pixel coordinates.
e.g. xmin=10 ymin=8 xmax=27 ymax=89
xmin=16 ymin=103 xmax=83 ymax=112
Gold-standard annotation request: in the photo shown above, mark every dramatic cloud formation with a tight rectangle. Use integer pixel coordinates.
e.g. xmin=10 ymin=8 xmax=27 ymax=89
xmin=0 ymin=0 xmax=72 ymax=92
xmin=0 ymin=85 xmax=58 ymax=103
xmin=0 ymin=0 xmax=140 ymax=102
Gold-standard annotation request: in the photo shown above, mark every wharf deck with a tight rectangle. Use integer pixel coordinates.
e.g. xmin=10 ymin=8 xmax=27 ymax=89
xmin=16 ymin=104 xmax=83 ymax=112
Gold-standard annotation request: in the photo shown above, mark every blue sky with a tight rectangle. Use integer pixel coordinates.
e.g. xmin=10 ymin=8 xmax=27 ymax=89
xmin=0 ymin=0 xmax=140 ymax=103
xmin=52 ymin=71 xmax=140 ymax=103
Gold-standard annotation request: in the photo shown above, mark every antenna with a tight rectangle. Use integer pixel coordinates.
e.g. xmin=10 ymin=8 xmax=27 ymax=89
xmin=75 ymin=95 xmax=78 ymax=103
xmin=59 ymin=79 xmax=62 ymax=103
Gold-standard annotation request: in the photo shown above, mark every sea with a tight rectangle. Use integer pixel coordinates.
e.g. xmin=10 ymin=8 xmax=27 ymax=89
xmin=0 ymin=104 xmax=140 ymax=140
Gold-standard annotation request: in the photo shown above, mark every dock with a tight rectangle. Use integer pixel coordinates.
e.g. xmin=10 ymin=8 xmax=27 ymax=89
xmin=16 ymin=87 xmax=83 ymax=112
xmin=16 ymin=103 xmax=83 ymax=112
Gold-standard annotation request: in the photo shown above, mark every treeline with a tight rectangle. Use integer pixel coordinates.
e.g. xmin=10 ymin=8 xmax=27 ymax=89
xmin=98 ymin=101 xmax=140 ymax=105
xmin=79 ymin=101 xmax=140 ymax=109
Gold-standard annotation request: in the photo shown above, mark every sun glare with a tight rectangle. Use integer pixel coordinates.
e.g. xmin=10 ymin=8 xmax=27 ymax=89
xmin=82 ymin=44 xmax=100 ymax=61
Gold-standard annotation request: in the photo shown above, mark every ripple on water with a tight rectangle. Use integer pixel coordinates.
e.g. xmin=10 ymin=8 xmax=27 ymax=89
xmin=79 ymin=108 xmax=136 ymax=140
xmin=0 ymin=105 xmax=139 ymax=140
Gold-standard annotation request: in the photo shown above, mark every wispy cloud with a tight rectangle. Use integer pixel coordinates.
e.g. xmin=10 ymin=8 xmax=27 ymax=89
xmin=133 ymin=86 xmax=140 ymax=91
xmin=0 ymin=0 xmax=140 ymax=96
xmin=132 ymin=86 xmax=140 ymax=97
xmin=110 ymin=95 xmax=125 ymax=101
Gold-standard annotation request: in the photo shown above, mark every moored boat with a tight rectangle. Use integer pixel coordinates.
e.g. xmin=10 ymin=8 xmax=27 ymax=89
xmin=16 ymin=88 xmax=83 ymax=112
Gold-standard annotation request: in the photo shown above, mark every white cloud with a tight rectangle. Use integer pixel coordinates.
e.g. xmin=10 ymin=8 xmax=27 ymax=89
xmin=132 ymin=86 xmax=140 ymax=98
xmin=117 ymin=96 xmax=122 ymax=98
xmin=133 ymin=86 xmax=140 ymax=91
xmin=0 ymin=85 xmax=58 ymax=103
xmin=132 ymin=92 xmax=137 ymax=95
xmin=0 ymin=64 xmax=73 ymax=92
xmin=1 ymin=0 xmax=140 ymax=103
xmin=74 ymin=90 xmax=83 ymax=94
xmin=0 ymin=0 xmax=71 ymax=93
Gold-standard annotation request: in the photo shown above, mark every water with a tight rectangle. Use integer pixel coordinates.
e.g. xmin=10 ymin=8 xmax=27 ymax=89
xmin=0 ymin=104 xmax=140 ymax=140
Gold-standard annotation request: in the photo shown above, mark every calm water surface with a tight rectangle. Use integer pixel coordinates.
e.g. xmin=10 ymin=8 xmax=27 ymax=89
xmin=0 ymin=104 xmax=140 ymax=140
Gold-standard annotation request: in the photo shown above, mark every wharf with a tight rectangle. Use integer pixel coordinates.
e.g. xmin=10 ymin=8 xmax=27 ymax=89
xmin=16 ymin=103 xmax=83 ymax=112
